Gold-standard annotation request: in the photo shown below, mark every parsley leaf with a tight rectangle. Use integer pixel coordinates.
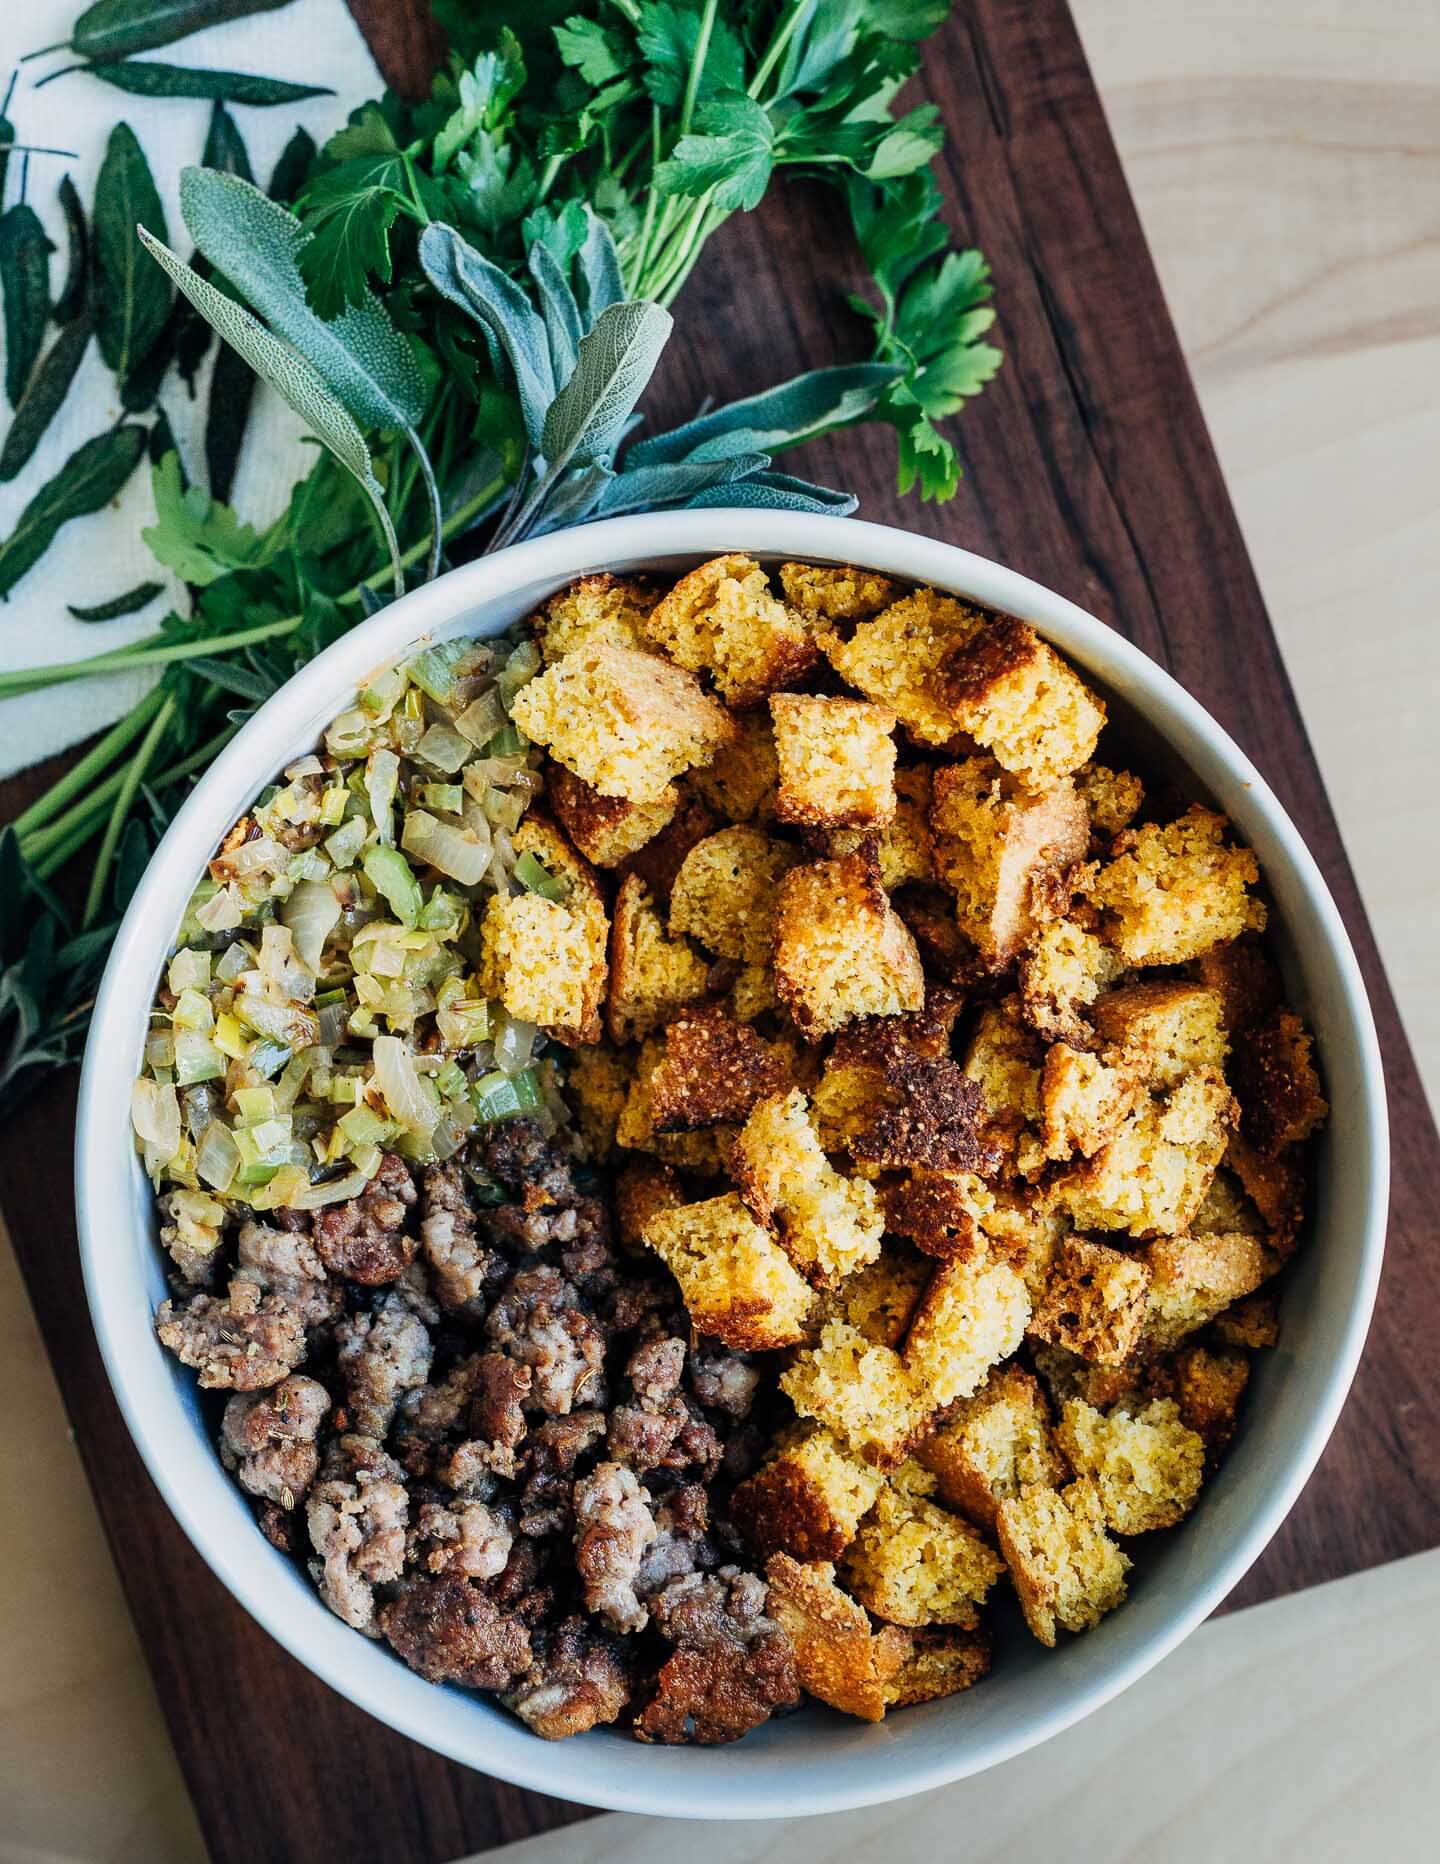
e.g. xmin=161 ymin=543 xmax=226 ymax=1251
xmin=141 ymin=451 xmax=274 ymax=585
xmin=554 ymin=16 xmax=631 ymax=88
xmin=637 ymin=2 xmax=746 ymax=110
xmin=655 ymin=93 xmax=775 ymax=212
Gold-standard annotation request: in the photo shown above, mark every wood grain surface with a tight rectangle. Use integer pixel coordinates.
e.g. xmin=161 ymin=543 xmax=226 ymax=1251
xmin=1 ymin=1 xmax=1436 ymax=1859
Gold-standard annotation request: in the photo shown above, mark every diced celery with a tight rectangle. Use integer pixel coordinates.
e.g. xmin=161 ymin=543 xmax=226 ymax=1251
xmin=235 ymin=1085 xmax=277 ymax=1123
xmin=362 ymin=845 xmax=423 ymax=929
xmin=329 ymin=1074 xmax=361 ymax=1105
xmin=487 ymin=723 xmax=525 ymax=757
xmin=366 ymin=747 xmax=400 ymax=844
xmin=513 ymin=850 xmax=569 ymax=902
xmin=415 ymin=721 xmax=472 ymax=773
xmin=471 ymin=1065 xmax=542 ymax=1123
xmin=406 ymin=638 xmax=471 ymax=705
xmin=214 ymin=940 xmax=253 ymax=984
xmin=319 ymin=783 xmax=348 ymax=827
xmin=498 ymin=638 xmax=541 ymax=709
xmin=325 ymin=708 xmax=372 ymax=758
xmin=248 ymin=1039 xmax=292 ymax=1080
xmin=168 ymin=947 xmax=211 ymax=994
xmin=172 ymin=987 xmax=215 ymax=1032
xmin=360 ymin=664 xmax=405 ymax=718
xmin=337 ymin=1104 xmax=394 ymax=1149
xmin=419 ymin=783 xmax=463 ymax=814
xmin=418 ymin=888 xmax=466 ymax=938
xmin=235 ymin=1160 xmax=281 ymax=1188
xmin=174 ymin=1030 xmax=225 ymax=1085
xmin=213 ymin=1011 xmax=251 ymax=1060
xmin=435 ymin=1058 xmax=468 ymax=1100
xmin=484 ymin=786 xmax=526 ymax=832
xmin=454 ymin=687 xmax=507 ymax=749
xmin=325 ymin=814 xmax=368 ymax=870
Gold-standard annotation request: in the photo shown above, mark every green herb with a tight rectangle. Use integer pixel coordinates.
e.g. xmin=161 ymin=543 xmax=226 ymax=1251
xmin=141 ymin=450 xmax=272 ymax=583
xmin=92 ymin=123 xmax=171 ymax=380
xmin=54 ymin=176 xmax=90 ymax=323
xmin=67 ymin=579 xmax=165 ymax=619
xmin=0 ymin=315 xmax=93 ymax=482
xmin=43 ymin=60 xmax=333 ymax=106
xmin=59 ymin=0 xmax=298 ymax=62
xmin=1 ymin=205 xmax=55 ymax=409
xmin=0 ymin=424 xmax=147 ymax=600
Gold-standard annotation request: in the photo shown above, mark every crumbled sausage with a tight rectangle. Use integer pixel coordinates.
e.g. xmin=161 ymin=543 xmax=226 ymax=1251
xmin=306 ymin=1436 xmax=409 ymax=1635
xmin=334 ymin=1293 xmax=434 ymax=1439
xmin=235 ymin=1220 xmax=339 ymax=1332
xmin=421 ymin=1162 xmax=508 ymax=1315
xmin=519 ymin=1410 xmax=607 ymax=1538
xmin=573 ymin=1461 xmax=658 ymax=1633
xmin=688 ymin=1347 xmax=762 ymax=1421
xmin=411 ymin=1500 xmax=513 ymax=1579
xmin=156 ymin=1277 xmax=306 ymax=1390
xmin=502 ymin=1614 xmax=632 ymax=1739
xmin=221 ymin=1374 xmax=330 ymax=1508
xmin=312 ymin=1152 xmax=419 ymax=1285
xmin=486 ymin=1266 xmax=606 ymax=1414
xmin=634 ymin=1565 xmax=799 ymax=1744
xmin=378 ymin=1572 xmax=532 ymax=1688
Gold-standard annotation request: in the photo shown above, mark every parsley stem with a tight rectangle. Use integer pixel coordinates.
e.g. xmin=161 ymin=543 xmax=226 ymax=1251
xmin=679 ymin=0 xmax=718 ymax=138
xmin=8 ymin=686 xmax=166 ymax=839
xmin=749 ymin=1 xmax=807 ymax=101
xmin=81 ymin=696 xmax=175 ymax=929
xmin=629 ymin=106 xmax=664 ymax=292
xmin=535 ymin=153 xmax=563 ymax=205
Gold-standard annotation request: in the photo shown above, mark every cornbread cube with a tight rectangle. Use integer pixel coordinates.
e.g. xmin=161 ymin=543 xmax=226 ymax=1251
xmin=564 ymin=1042 xmax=634 ymax=1162
xmin=616 ymin=787 xmax=720 ymax=901
xmin=1040 ymin=1043 xmax=1149 ymax=1163
xmin=1212 ymin=1292 xmax=1280 ymax=1350
xmin=530 ymin=572 xmax=660 ymax=661
xmin=764 ymin=1555 xmax=918 ymax=1722
xmin=1224 ymin=1132 xmax=1307 ymax=1250
xmin=614 ymin=1156 xmax=682 ymax=1253
xmin=1087 ymin=806 xmax=1266 ymax=965
xmin=810 ymin=989 xmax=967 ymax=1155
xmin=883 ymin=1169 xmax=992 ymax=1261
xmin=1191 ymin=1168 xmax=1266 ymax=1238
xmin=1019 ymin=917 xmax=1123 ymax=1044
xmin=893 ymin=882 xmax=980 ymax=983
xmin=963 ymin=999 xmax=1046 ymax=1172
xmin=606 ymin=874 xmax=710 ymax=1044
xmin=781 ymin=1319 xmax=932 ymax=1469
xmin=917 ymin=1365 xmax=1067 ymax=1531
xmin=902 ymin=1256 xmax=1031 ymax=1407
xmin=979 ymin=1186 xmax=1070 ymax=1304
xmin=1141 ymin=1229 xmax=1273 ymax=1353
xmin=510 ymin=642 xmax=734 ymax=804
xmin=930 ymin=759 xmax=1090 ymax=966
xmin=1231 ymin=1010 xmax=1328 ymax=1157
xmin=1076 ymin=763 xmax=1144 ymax=839
xmin=779 ymin=561 xmax=899 ymax=624
xmin=828 ymin=765 xmax=935 ymax=888
xmin=1030 ymin=1235 xmax=1152 ymax=1367
xmin=1056 ymin=1397 xmax=1206 ymax=1534
xmin=643 ymin=553 xmax=816 ymax=707
xmin=731 ymin=1424 xmax=885 ymax=1561
xmin=727 ymin=961 xmax=778 ymax=1023
xmin=823 ymin=587 xmax=984 ymax=745
xmin=770 ymin=692 xmax=898 ymax=830
xmin=1171 ymin=1342 xmax=1250 ymax=1455
xmin=480 ymin=820 xmax=607 ymax=1043
xmin=773 ymin=852 xmax=925 ymax=1039
xmin=818 ymin=1248 xmax=934 ymax=1348
xmin=547 ymin=764 xmax=677 ymax=868
xmin=842 ymin=1484 xmax=1003 ymax=1627
xmin=1029 ymin=1342 xmax=1149 ymax=1415
xmin=615 ymin=1037 xmax=738 ymax=1176
xmin=687 ymin=711 xmax=780 ymax=824
xmin=648 ymin=1006 xmax=790 ymax=1132
xmin=996 ymin=1480 xmax=1130 ymax=1647
xmin=1054 ymin=1070 xmax=1235 ymax=1239
xmin=933 ymin=614 xmax=1106 ymax=788
xmin=730 ymin=1089 xmax=884 ymax=1288
xmin=642 ymin=1192 xmax=814 ymax=1350
xmin=1191 ymin=936 xmax=1280 ymax=1034
xmin=1092 ymin=980 xmax=1229 ymax=1093
xmin=669 ymin=824 xmax=800 ymax=964
xmin=886 ymin=1625 xmax=992 ymax=1709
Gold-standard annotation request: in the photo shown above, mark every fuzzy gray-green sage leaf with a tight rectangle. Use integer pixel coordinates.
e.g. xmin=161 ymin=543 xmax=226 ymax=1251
xmin=0 ymin=424 xmax=147 ymax=600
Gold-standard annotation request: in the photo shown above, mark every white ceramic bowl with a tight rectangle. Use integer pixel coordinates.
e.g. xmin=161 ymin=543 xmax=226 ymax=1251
xmin=76 ymin=512 xmax=1387 ymax=1820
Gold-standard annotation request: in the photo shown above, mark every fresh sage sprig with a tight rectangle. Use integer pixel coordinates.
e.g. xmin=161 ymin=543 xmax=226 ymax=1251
xmin=0 ymin=204 xmax=54 ymax=408
xmin=92 ymin=123 xmax=171 ymax=386
xmin=28 ymin=0 xmax=300 ymax=63
xmin=0 ymin=425 xmax=148 ymax=599
xmin=37 ymin=61 xmax=334 ymax=106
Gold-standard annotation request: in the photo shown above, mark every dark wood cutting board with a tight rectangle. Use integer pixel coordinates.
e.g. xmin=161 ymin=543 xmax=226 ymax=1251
xmin=3 ymin=2 xmax=1437 ymax=1858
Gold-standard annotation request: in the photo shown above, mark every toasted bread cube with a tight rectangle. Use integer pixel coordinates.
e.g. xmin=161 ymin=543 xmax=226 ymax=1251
xmin=765 ymin=1555 xmax=916 ymax=1722
xmin=480 ymin=819 xmax=607 ymax=1043
xmin=1057 ymin=1397 xmax=1205 ymax=1534
xmin=1076 ymin=763 xmax=1144 ymax=839
xmin=893 ymin=882 xmax=980 ymax=983
xmin=643 ymin=1192 xmax=814 ymax=1350
xmin=770 ymin=693 xmax=898 ymax=830
xmin=818 ymin=1249 xmax=934 ymax=1348
xmin=964 ymin=998 xmax=1047 ymax=1174
xmin=530 ymin=572 xmax=659 ymax=661
xmin=1030 ymin=1342 xmax=1150 ymax=1415
xmin=615 ymin=788 xmax=721 ymax=901
xmin=606 ymin=874 xmax=710 ymax=1044
xmin=1093 ymin=980 xmax=1229 ymax=1093
xmin=773 ymin=851 xmax=925 ymax=1039
xmin=782 ymin=1319 xmax=932 ymax=1470
xmin=843 ymin=1484 xmax=1003 ymax=1627
xmin=564 ymin=1042 xmax=634 ymax=1162
xmin=669 ymin=824 xmax=800 ymax=964
xmin=1087 ymin=806 xmax=1266 ymax=965
xmin=886 ymin=1625 xmax=993 ymax=1708
xmin=1171 ymin=1342 xmax=1250 ymax=1455
xmin=933 ymin=615 xmax=1105 ymax=788
xmin=1030 ymin=1235 xmax=1152 ymax=1367
xmin=1191 ymin=1168 xmax=1266 ymax=1238
xmin=823 ymin=588 xmax=985 ymax=745
xmin=731 ymin=1089 xmax=883 ymax=1288
xmin=1141 ymin=1229 xmax=1273 ymax=1353
xmin=1019 ymin=917 xmax=1123 ymax=1044
xmin=731 ymin=1424 xmax=885 ymax=1561
xmin=547 ymin=764 xmax=677 ymax=868
xmin=980 ymin=1186 xmax=1070 ymax=1304
xmin=1040 ymin=1043 xmax=1149 ymax=1163
xmin=1231 ymin=1009 xmax=1328 ymax=1158
xmin=1224 ymin=1132 xmax=1307 ymax=1251
xmin=917 ymin=1365 xmax=1067 ymax=1531
xmin=884 ymin=1169 xmax=992 ymax=1261
xmin=779 ymin=561 xmax=899 ymax=625
xmin=614 ymin=1156 xmax=683 ymax=1253
xmin=1055 ymin=1070 xmax=1235 ymax=1239
xmin=648 ymin=1006 xmax=790 ymax=1132
xmin=1212 ymin=1292 xmax=1280 ymax=1350
xmin=903 ymin=1256 xmax=1031 ymax=1407
xmin=1191 ymin=936 xmax=1281 ymax=1034
xmin=996 ymin=1479 xmax=1130 ymax=1646
xmin=615 ymin=1036 xmax=737 ymax=1175
xmin=687 ymin=710 xmax=780 ymax=825
xmin=930 ymin=758 xmax=1090 ymax=966
xmin=511 ymin=642 xmax=734 ymax=804
xmin=828 ymin=765 xmax=935 ymax=888
xmin=643 ymin=553 xmax=816 ymax=707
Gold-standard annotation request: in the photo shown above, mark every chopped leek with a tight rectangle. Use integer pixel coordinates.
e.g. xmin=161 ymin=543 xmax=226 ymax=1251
xmin=362 ymin=845 xmax=423 ymax=929
xmin=471 ymin=1066 xmax=543 ymax=1124
xmin=513 ymin=851 xmax=569 ymax=902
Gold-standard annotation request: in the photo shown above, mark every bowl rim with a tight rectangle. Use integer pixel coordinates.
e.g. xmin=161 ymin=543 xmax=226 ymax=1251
xmin=75 ymin=509 xmax=1389 ymax=1819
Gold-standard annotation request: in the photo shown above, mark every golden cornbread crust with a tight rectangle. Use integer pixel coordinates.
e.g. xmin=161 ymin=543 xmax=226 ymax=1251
xmin=502 ymin=558 xmax=1326 ymax=1724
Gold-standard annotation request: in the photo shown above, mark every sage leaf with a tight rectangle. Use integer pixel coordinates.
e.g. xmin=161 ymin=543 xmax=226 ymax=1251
xmin=67 ymin=579 xmax=164 ymax=620
xmin=686 ymin=470 xmax=858 ymax=515
xmin=1 ymin=206 xmax=54 ymax=409
xmin=54 ymin=176 xmax=89 ymax=324
xmin=176 ymin=108 xmax=253 ymax=390
xmin=527 ymin=239 xmax=582 ymax=383
xmin=593 ymin=452 xmax=771 ymax=517
xmin=529 ymin=463 xmax=613 ymax=535
xmin=0 ymin=424 xmax=147 ymax=601
xmin=574 ymin=207 xmax=624 ymax=326
xmin=136 ymin=226 xmax=404 ymax=595
xmin=205 ymin=341 xmax=254 ymax=502
xmin=419 ymin=222 xmax=554 ymax=451
xmin=629 ymin=362 xmax=902 ymax=467
xmin=53 ymin=61 xmax=333 ymax=106
xmin=201 ymin=101 xmax=254 ymax=183
xmin=266 ymin=126 xmax=315 ymax=204
xmin=0 ymin=316 xmax=93 ymax=482
xmin=71 ymin=0 xmax=297 ymax=61
xmin=93 ymin=123 xmax=170 ymax=381
xmin=541 ymin=299 xmax=673 ymax=470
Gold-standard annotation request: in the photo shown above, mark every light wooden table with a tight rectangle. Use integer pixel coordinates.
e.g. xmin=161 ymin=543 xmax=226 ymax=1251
xmin=1 ymin=3 xmax=1436 ymax=1857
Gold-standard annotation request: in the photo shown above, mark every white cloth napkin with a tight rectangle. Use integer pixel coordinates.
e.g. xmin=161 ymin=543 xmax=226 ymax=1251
xmin=0 ymin=0 xmax=382 ymax=778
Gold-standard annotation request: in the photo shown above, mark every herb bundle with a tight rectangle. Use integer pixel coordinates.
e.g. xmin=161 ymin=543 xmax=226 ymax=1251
xmin=0 ymin=0 xmax=1002 ymax=1108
